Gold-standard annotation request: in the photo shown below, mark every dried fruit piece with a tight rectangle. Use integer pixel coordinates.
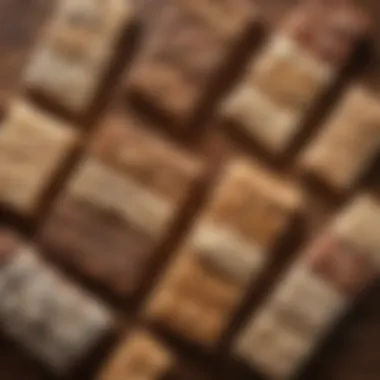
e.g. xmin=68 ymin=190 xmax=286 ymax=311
xmin=235 ymin=194 xmax=380 ymax=380
xmin=0 ymin=101 xmax=77 ymax=216
xmin=145 ymin=159 xmax=301 ymax=346
xmin=38 ymin=107 xmax=200 ymax=296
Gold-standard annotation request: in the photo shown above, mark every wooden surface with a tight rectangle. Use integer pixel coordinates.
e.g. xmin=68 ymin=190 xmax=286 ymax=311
xmin=0 ymin=1 xmax=380 ymax=380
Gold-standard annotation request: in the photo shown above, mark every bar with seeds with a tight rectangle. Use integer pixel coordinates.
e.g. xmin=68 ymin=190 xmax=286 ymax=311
xmin=144 ymin=159 xmax=302 ymax=346
xmin=97 ymin=330 xmax=174 ymax=380
xmin=221 ymin=1 xmax=368 ymax=154
xmin=0 ymin=101 xmax=77 ymax=216
xmin=0 ymin=240 xmax=114 ymax=374
xmin=126 ymin=0 xmax=255 ymax=125
xmin=24 ymin=0 xmax=134 ymax=115
xmin=235 ymin=194 xmax=380 ymax=380
xmin=38 ymin=106 xmax=200 ymax=297
xmin=300 ymin=85 xmax=380 ymax=192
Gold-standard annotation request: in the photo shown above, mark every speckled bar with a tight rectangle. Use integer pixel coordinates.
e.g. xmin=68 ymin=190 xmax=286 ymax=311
xmin=235 ymin=194 xmax=380 ymax=380
xmin=0 ymin=240 xmax=114 ymax=374
xmin=24 ymin=0 xmax=134 ymax=115
xmin=126 ymin=0 xmax=255 ymax=125
xmin=38 ymin=106 xmax=201 ymax=297
xmin=300 ymin=86 xmax=380 ymax=192
xmin=221 ymin=1 xmax=368 ymax=154
xmin=145 ymin=159 xmax=302 ymax=346
xmin=0 ymin=100 xmax=77 ymax=216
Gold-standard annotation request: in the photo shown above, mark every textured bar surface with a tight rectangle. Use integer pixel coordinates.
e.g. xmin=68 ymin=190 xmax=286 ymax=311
xmin=221 ymin=1 xmax=368 ymax=153
xmin=235 ymin=194 xmax=380 ymax=379
xmin=38 ymin=107 xmax=200 ymax=296
xmin=98 ymin=330 xmax=174 ymax=380
xmin=145 ymin=159 xmax=301 ymax=345
xmin=300 ymin=86 xmax=380 ymax=191
xmin=24 ymin=0 xmax=134 ymax=114
xmin=126 ymin=0 xmax=254 ymax=124
xmin=0 ymin=243 xmax=114 ymax=374
xmin=0 ymin=101 xmax=77 ymax=215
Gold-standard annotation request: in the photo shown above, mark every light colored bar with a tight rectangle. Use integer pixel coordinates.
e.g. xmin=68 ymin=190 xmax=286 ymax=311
xmin=0 ymin=245 xmax=113 ymax=373
xmin=24 ymin=0 xmax=134 ymax=113
xmin=300 ymin=86 xmax=380 ymax=192
xmin=97 ymin=330 xmax=174 ymax=380
xmin=0 ymin=100 xmax=77 ymax=215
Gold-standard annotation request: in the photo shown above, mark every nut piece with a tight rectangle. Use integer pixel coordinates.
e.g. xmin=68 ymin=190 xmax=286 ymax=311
xmin=221 ymin=1 xmax=368 ymax=154
xmin=300 ymin=86 xmax=380 ymax=192
xmin=126 ymin=0 xmax=254 ymax=125
xmin=145 ymin=159 xmax=301 ymax=346
xmin=38 ymin=107 xmax=200 ymax=296
xmin=0 ymin=244 xmax=114 ymax=374
xmin=24 ymin=0 xmax=134 ymax=114
xmin=97 ymin=330 xmax=174 ymax=380
xmin=0 ymin=101 xmax=77 ymax=216
xmin=234 ymin=194 xmax=380 ymax=380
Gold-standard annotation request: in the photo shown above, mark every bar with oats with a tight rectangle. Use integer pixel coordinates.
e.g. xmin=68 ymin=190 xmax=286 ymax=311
xmin=300 ymin=85 xmax=380 ymax=192
xmin=126 ymin=0 xmax=255 ymax=125
xmin=235 ymin=194 xmax=380 ymax=380
xmin=24 ymin=0 xmax=134 ymax=115
xmin=221 ymin=1 xmax=368 ymax=153
xmin=144 ymin=159 xmax=302 ymax=346
xmin=0 ymin=101 xmax=77 ymax=216
xmin=38 ymin=106 xmax=200 ymax=297
xmin=97 ymin=330 xmax=174 ymax=380
xmin=0 ymin=240 xmax=114 ymax=374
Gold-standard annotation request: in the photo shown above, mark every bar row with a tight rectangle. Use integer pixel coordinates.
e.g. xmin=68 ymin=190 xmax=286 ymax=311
xmin=17 ymin=0 xmax=379 ymax=194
